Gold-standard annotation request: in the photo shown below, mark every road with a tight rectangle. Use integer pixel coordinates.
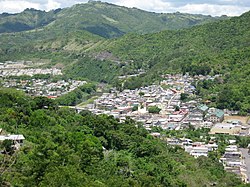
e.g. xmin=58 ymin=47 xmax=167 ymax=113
xmin=240 ymin=148 xmax=250 ymax=182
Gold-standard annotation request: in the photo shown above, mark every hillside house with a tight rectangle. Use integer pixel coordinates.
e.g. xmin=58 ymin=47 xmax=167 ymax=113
xmin=205 ymin=108 xmax=224 ymax=123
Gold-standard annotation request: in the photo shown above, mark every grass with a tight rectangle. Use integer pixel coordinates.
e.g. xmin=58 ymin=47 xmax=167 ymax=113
xmin=77 ymin=96 xmax=99 ymax=107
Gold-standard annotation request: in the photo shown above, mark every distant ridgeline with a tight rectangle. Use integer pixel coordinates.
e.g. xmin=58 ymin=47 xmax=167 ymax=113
xmin=0 ymin=2 xmax=249 ymax=113
xmin=0 ymin=1 xmax=224 ymax=36
xmin=0 ymin=88 xmax=243 ymax=186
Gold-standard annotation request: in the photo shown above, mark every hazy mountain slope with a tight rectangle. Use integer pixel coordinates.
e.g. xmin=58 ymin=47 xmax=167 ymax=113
xmin=0 ymin=1 xmax=225 ymax=38
xmin=103 ymin=11 xmax=250 ymax=72
xmin=0 ymin=8 xmax=60 ymax=33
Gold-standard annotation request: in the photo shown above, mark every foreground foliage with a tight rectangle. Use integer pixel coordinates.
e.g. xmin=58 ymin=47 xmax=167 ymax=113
xmin=0 ymin=88 xmax=244 ymax=186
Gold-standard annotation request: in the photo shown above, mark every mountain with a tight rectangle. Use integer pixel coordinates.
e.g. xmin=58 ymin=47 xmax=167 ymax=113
xmin=0 ymin=1 xmax=226 ymax=38
xmin=94 ymin=10 xmax=250 ymax=113
xmin=0 ymin=8 xmax=60 ymax=33
xmin=0 ymin=6 xmax=249 ymax=113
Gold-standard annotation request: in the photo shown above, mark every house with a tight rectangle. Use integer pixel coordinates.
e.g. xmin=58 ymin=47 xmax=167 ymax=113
xmin=0 ymin=134 xmax=25 ymax=151
xmin=205 ymin=108 xmax=224 ymax=123
xmin=150 ymin=132 xmax=161 ymax=138
xmin=197 ymin=104 xmax=209 ymax=113
xmin=166 ymin=138 xmax=182 ymax=146
xmin=206 ymin=143 xmax=218 ymax=151
xmin=219 ymin=145 xmax=247 ymax=181
xmin=200 ymin=121 xmax=213 ymax=129
xmin=185 ymin=108 xmax=204 ymax=125
xmin=188 ymin=146 xmax=208 ymax=158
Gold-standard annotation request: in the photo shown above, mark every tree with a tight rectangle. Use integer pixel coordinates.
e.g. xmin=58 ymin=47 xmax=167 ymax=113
xmin=139 ymin=92 xmax=145 ymax=97
xmin=174 ymin=105 xmax=180 ymax=111
xmin=180 ymin=93 xmax=189 ymax=101
xmin=0 ymin=140 xmax=13 ymax=154
xmin=148 ymin=106 xmax=161 ymax=114
xmin=132 ymin=105 xmax=138 ymax=111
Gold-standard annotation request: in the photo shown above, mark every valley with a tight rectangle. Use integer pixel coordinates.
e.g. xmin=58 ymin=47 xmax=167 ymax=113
xmin=0 ymin=1 xmax=249 ymax=186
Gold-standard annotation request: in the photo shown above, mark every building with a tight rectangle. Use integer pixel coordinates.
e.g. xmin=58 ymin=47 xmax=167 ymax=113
xmin=197 ymin=104 xmax=209 ymax=113
xmin=0 ymin=134 xmax=25 ymax=145
xmin=185 ymin=145 xmax=209 ymax=158
xmin=185 ymin=108 xmax=204 ymax=125
xmin=205 ymin=108 xmax=224 ymax=123
xmin=210 ymin=123 xmax=242 ymax=135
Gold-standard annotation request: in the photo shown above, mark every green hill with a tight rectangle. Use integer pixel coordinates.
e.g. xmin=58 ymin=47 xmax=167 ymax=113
xmin=0 ymin=1 xmax=225 ymax=38
xmin=0 ymin=7 xmax=249 ymax=113
xmin=0 ymin=8 xmax=60 ymax=33
xmin=91 ymin=11 xmax=250 ymax=114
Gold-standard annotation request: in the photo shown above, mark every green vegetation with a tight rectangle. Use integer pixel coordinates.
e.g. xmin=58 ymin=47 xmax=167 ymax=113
xmin=0 ymin=3 xmax=248 ymax=114
xmin=56 ymin=83 xmax=96 ymax=106
xmin=180 ymin=93 xmax=189 ymax=101
xmin=100 ymin=11 xmax=250 ymax=113
xmin=0 ymin=1 xmax=225 ymax=37
xmin=64 ymin=56 xmax=120 ymax=83
xmin=0 ymin=8 xmax=59 ymax=33
xmin=148 ymin=106 xmax=161 ymax=114
xmin=0 ymin=88 xmax=244 ymax=186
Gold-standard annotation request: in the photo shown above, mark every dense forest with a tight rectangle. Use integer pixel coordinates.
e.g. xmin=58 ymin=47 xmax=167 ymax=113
xmin=0 ymin=88 xmax=245 ymax=186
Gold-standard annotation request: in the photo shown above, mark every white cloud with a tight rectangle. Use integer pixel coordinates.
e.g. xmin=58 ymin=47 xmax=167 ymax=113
xmin=0 ymin=0 xmax=249 ymax=16
xmin=113 ymin=0 xmax=250 ymax=16
xmin=0 ymin=0 xmax=41 ymax=13
xmin=45 ymin=0 xmax=61 ymax=11
xmin=178 ymin=3 xmax=250 ymax=16
xmin=115 ymin=0 xmax=173 ymax=12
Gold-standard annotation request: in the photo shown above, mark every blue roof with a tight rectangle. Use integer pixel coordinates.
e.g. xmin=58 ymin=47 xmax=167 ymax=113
xmin=198 ymin=105 xmax=208 ymax=112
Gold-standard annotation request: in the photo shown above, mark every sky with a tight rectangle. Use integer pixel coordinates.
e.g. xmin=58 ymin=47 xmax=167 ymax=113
xmin=0 ymin=0 xmax=249 ymax=16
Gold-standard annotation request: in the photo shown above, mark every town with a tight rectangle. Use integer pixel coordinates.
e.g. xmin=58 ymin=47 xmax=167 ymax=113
xmin=0 ymin=60 xmax=62 ymax=77
xmin=80 ymin=73 xmax=250 ymax=182
xmin=1 ymin=61 xmax=250 ymax=183
xmin=0 ymin=61 xmax=86 ymax=97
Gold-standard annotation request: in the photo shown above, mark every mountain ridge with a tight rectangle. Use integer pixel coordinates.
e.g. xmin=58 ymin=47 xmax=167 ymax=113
xmin=0 ymin=7 xmax=249 ymax=113
xmin=0 ymin=1 xmax=227 ymax=37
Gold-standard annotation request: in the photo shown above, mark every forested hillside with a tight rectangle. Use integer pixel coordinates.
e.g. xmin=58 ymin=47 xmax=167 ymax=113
xmin=0 ymin=8 xmax=60 ymax=33
xmin=0 ymin=88 xmax=243 ymax=186
xmin=0 ymin=1 xmax=225 ymax=37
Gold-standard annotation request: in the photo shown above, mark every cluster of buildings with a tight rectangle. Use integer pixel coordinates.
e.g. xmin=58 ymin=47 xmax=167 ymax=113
xmin=0 ymin=68 xmax=62 ymax=77
xmin=220 ymin=145 xmax=248 ymax=182
xmin=0 ymin=60 xmax=87 ymax=98
xmin=81 ymin=73 xmax=249 ymax=136
xmin=165 ymin=137 xmax=218 ymax=158
xmin=1 ymin=79 xmax=87 ymax=97
xmin=165 ymin=136 xmax=248 ymax=182
xmin=210 ymin=120 xmax=249 ymax=136
xmin=160 ymin=74 xmax=218 ymax=94
xmin=0 ymin=60 xmax=62 ymax=77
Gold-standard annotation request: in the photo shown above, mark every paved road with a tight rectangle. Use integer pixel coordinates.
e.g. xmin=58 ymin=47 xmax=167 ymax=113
xmin=240 ymin=148 xmax=250 ymax=182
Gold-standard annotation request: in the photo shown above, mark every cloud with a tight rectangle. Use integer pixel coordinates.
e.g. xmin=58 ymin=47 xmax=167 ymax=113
xmin=0 ymin=0 xmax=41 ymax=13
xmin=115 ymin=0 xmax=173 ymax=12
xmin=0 ymin=0 xmax=249 ymax=16
xmin=45 ymin=0 xmax=61 ymax=11
xmin=177 ymin=3 xmax=250 ymax=16
xmin=112 ymin=0 xmax=250 ymax=16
